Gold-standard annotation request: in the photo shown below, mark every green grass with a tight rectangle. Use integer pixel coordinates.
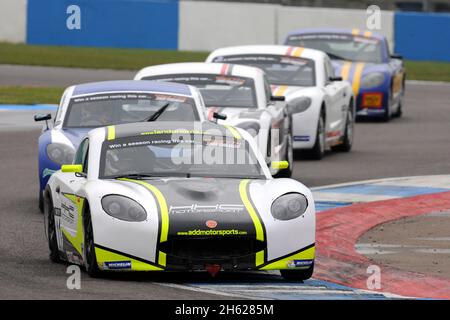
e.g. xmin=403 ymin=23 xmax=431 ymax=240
xmin=0 ymin=86 xmax=64 ymax=104
xmin=1 ymin=42 xmax=450 ymax=81
xmin=404 ymin=61 xmax=450 ymax=82
xmin=0 ymin=42 xmax=208 ymax=70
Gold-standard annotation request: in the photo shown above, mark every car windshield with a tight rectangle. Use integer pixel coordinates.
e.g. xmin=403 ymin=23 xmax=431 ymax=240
xmin=212 ymin=55 xmax=315 ymax=87
xmin=142 ymin=74 xmax=257 ymax=108
xmin=286 ymin=33 xmax=383 ymax=63
xmin=63 ymin=92 xmax=199 ymax=128
xmin=100 ymin=131 xmax=265 ymax=179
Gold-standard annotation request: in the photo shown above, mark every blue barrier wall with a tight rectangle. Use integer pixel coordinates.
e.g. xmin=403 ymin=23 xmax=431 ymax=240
xmin=395 ymin=12 xmax=450 ymax=62
xmin=27 ymin=0 xmax=179 ymax=49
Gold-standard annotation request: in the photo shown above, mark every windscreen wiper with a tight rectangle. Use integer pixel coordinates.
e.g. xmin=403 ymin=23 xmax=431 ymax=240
xmin=144 ymin=102 xmax=171 ymax=122
xmin=326 ymin=53 xmax=354 ymax=61
xmin=112 ymin=173 xmax=158 ymax=180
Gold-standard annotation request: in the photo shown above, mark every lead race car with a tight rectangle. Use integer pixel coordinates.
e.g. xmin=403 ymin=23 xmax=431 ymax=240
xmin=43 ymin=121 xmax=316 ymax=280
xmin=206 ymin=45 xmax=355 ymax=159
xmin=34 ymin=80 xmax=207 ymax=211
xmin=284 ymin=28 xmax=406 ymax=121
xmin=134 ymin=62 xmax=308 ymax=177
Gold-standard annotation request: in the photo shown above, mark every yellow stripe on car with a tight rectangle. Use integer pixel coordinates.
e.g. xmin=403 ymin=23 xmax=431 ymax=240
xmin=352 ymin=62 xmax=366 ymax=97
xmin=224 ymin=125 xmax=241 ymax=140
xmin=351 ymin=28 xmax=359 ymax=35
xmin=61 ymin=194 xmax=85 ymax=255
xmin=239 ymin=179 xmax=266 ymax=266
xmin=274 ymin=85 xmax=288 ymax=97
xmin=119 ymin=178 xmax=169 ymax=267
xmin=291 ymin=47 xmax=304 ymax=57
xmin=107 ymin=125 xmax=115 ymax=140
xmin=260 ymin=245 xmax=315 ymax=270
xmin=340 ymin=61 xmax=352 ymax=80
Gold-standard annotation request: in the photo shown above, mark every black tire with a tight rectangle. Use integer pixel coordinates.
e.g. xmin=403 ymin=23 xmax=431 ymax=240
xmin=280 ymin=263 xmax=314 ymax=281
xmin=44 ymin=191 xmax=60 ymax=263
xmin=83 ymin=206 xmax=101 ymax=277
xmin=393 ymin=101 xmax=403 ymax=118
xmin=308 ymin=112 xmax=325 ymax=160
xmin=331 ymin=108 xmax=354 ymax=152
xmin=38 ymin=189 xmax=44 ymax=213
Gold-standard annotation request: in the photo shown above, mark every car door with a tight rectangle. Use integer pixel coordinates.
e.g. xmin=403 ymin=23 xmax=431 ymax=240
xmin=323 ymin=58 xmax=346 ymax=138
xmin=58 ymin=138 xmax=89 ymax=238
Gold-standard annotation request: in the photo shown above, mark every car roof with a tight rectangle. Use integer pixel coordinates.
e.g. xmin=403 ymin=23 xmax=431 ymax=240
xmin=285 ymin=28 xmax=385 ymax=41
xmin=135 ymin=62 xmax=264 ymax=80
xmin=208 ymin=45 xmax=326 ymax=62
xmin=97 ymin=121 xmax=243 ymax=141
xmin=72 ymin=80 xmax=193 ymax=97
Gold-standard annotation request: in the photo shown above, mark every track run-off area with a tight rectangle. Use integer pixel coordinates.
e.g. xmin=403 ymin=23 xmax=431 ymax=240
xmin=0 ymin=65 xmax=450 ymax=299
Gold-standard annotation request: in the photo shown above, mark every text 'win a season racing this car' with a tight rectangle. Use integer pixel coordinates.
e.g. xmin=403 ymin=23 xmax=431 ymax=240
xmin=34 ymin=80 xmax=207 ymax=211
xmin=206 ymin=45 xmax=355 ymax=160
xmin=284 ymin=28 xmax=406 ymax=121
xmin=135 ymin=62 xmax=310 ymax=177
xmin=43 ymin=121 xmax=316 ymax=280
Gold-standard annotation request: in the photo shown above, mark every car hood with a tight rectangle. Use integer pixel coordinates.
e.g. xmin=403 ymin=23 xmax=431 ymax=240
xmin=117 ymin=177 xmax=265 ymax=239
xmin=59 ymin=128 xmax=92 ymax=149
xmin=332 ymin=60 xmax=390 ymax=84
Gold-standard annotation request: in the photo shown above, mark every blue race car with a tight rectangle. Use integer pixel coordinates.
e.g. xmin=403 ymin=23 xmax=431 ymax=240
xmin=34 ymin=80 xmax=207 ymax=211
xmin=284 ymin=28 xmax=406 ymax=121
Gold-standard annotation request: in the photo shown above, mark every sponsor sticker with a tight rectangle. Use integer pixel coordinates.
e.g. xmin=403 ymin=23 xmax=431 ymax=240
xmin=103 ymin=261 xmax=132 ymax=270
xmin=287 ymin=259 xmax=314 ymax=268
xmin=177 ymin=229 xmax=248 ymax=236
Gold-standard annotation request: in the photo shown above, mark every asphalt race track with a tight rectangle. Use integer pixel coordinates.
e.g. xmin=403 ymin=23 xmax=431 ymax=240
xmin=0 ymin=66 xmax=450 ymax=299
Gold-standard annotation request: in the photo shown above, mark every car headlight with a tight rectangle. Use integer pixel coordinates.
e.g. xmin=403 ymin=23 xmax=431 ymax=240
xmin=236 ymin=121 xmax=260 ymax=137
xmin=287 ymin=97 xmax=312 ymax=115
xmin=46 ymin=143 xmax=75 ymax=165
xmin=361 ymin=72 xmax=385 ymax=89
xmin=271 ymin=193 xmax=308 ymax=221
xmin=101 ymin=195 xmax=147 ymax=222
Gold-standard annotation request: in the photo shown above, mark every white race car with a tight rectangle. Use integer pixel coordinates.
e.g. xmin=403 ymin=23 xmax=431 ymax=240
xmin=135 ymin=62 xmax=309 ymax=177
xmin=43 ymin=121 xmax=316 ymax=280
xmin=206 ymin=45 xmax=355 ymax=159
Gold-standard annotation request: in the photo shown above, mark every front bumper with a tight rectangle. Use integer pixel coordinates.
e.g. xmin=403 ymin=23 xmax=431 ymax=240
xmin=95 ymin=241 xmax=315 ymax=272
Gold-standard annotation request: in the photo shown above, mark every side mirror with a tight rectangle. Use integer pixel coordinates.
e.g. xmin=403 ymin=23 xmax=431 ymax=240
xmin=391 ymin=54 xmax=403 ymax=60
xmin=270 ymin=95 xmax=286 ymax=102
xmin=329 ymin=76 xmax=343 ymax=82
xmin=34 ymin=114 xmax=52 ymax=122
xmin=286 ymin=97 xmax=312 ymax=115
xmin=271 ymin=161 xmax=289 ymax=170
xmin=34 ymin=113 xmax=52 ymax=130
xmin=213 ymin=112 xmax=227 ymax=121
xmin=61 ymin=164 xmax=83 ymax=173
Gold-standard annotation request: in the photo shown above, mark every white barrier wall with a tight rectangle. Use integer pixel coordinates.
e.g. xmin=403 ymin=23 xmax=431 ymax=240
xmin=277 ymin=6 xmax=395 ymax=50
xmin=0 ymin=0 xmax=27 ymax=43
xmin=179 ymin=1 xmax=395 ymax=52
xmin=179 ymin=1 xmax=278 ymax=51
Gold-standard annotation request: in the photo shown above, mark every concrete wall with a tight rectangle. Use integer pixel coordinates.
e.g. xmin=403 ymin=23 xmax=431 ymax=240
xmin=179 ymin=2 xmax=395 ymax=52
xmin=179 ymin=1 xmax=277 ymax=51
xmin=0 ymin=0 xmax=27 ymax=43
xmin=276 ymin=6 xmax=395 ymax=50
